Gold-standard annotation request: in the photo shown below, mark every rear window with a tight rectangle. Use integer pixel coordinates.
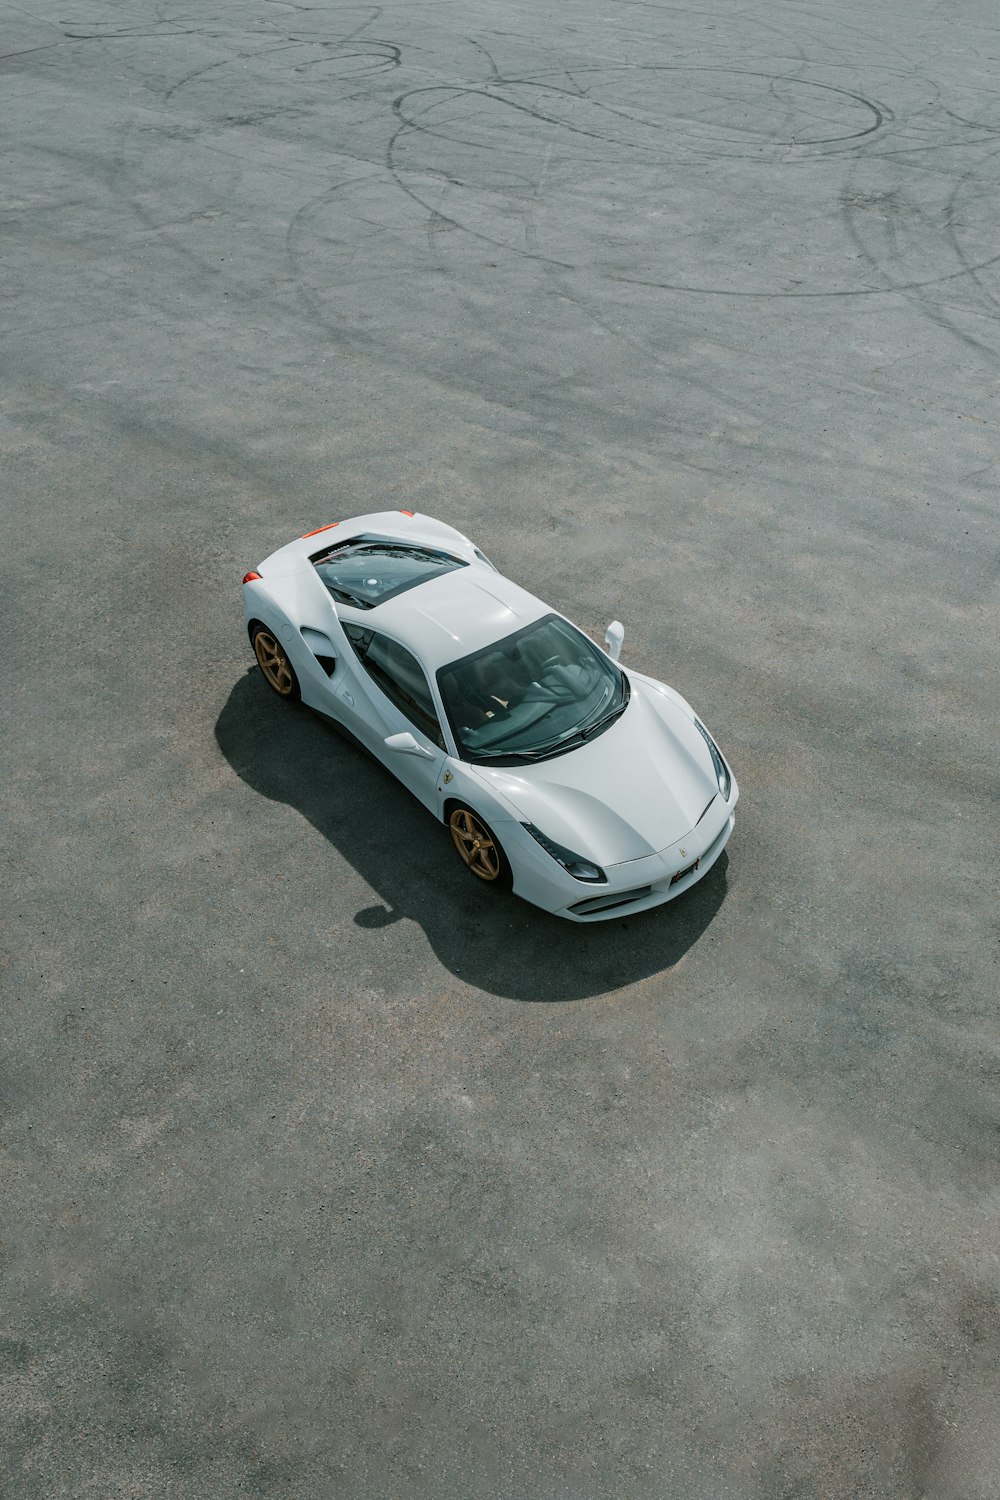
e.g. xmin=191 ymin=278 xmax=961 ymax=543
xmin=311 ymin=535 xmax=467 ymax=610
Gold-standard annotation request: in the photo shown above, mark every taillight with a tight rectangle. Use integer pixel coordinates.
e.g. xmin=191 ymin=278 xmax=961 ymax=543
xmin=398 ymin=509 xmax=414 ymax=517
xmin=301 ymin=521 xmax=340 ymax=538
xmin=242 ymin=571 xmax=262 ymax=584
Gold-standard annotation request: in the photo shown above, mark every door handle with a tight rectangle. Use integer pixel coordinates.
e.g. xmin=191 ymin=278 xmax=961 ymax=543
xmin=341 ymin=690 xmax=355 ymax=707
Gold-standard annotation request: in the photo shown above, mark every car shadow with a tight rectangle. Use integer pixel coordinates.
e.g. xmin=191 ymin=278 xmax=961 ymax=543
xmin=215 ymin=670 xmax=729 ymax=1002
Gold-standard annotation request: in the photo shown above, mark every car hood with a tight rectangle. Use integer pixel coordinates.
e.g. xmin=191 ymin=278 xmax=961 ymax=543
xmin=468 ymin=678 xmax=719 ymax=866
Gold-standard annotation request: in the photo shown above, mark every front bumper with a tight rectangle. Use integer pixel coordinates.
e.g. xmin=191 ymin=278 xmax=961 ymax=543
xmin=509 ymin=783 xmax=738 ymax=922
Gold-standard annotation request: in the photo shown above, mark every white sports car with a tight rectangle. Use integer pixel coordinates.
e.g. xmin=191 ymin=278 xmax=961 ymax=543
xmin=241 ymin=511 xmax=738 ymax=921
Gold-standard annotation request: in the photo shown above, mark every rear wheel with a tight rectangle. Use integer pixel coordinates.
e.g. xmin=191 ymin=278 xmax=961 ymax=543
xmin=252 ymin=624 xmax=300 ymax=701
xmin=448 ymin=806 xmax=510 ymax=885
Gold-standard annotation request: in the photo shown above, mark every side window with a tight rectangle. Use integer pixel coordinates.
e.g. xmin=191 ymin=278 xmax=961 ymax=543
xmin=343 ymin=623 xmax=373 ymax=660
xmin=345 ymin=627 xmax=444 ymax=748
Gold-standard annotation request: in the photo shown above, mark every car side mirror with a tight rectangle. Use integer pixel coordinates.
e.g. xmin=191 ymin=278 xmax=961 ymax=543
xmin=384 ymin=731 xmax=436 ymax=759
xmin=604 ymin=620 xmax=625 ymax=661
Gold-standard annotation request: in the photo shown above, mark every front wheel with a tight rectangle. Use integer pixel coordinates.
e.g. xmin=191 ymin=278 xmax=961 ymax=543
xmin=252 ymin=624 xmax=300 ymax=701
xmin=448 ymin=806 xmax=510 ymax=886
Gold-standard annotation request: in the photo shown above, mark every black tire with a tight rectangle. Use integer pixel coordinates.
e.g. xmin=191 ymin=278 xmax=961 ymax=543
xmin=251 ymin=623 xmax=301 ymax=702
xmin=447 ymin=804 xmax=511 ymax=887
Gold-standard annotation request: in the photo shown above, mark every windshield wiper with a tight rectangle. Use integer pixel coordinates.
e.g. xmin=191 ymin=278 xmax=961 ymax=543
xmin=471 ymin=709 xmax=626 ymax=764
xmin=473 ymin=734 xmax=587 ymax=763
xmin=581 ymin=701 xmax=628 ymax=738
xmin=471 ymin=746 xmax=560 ymax=763
xmin=579 ymin=679 xmax=631 ymax=738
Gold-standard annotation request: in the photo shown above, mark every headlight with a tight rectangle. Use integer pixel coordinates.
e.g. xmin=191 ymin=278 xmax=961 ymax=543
xmin=694 ymin=718 xmax=732 ymax=800
xmin=521 ymin=823 xmax=606 ymax=883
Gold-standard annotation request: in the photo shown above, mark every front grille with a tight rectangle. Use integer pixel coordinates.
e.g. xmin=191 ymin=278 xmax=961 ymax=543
xmin=569 ymin=885 xmax=653 ymax=916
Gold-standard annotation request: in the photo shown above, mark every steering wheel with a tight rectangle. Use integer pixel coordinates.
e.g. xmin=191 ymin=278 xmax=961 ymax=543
xmin=539 ymin=657 xmax=601 ymax=701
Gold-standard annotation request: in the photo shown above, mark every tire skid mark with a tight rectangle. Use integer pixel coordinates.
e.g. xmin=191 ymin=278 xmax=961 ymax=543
xmin=385 ymin=118 xmax=576 ymax=273
xmin=392 ymin=68 xmax=892 ymax=162
xmin=289 ymin=41 xmax=401 ymax=85
xmin=163 ymin=40 xmax=310 ymax=102
xmin=839 ymin=140 xmax=1000 ymax=351
xmin=604 ymin=256 xmax=1000 ymax=301
xmin=285 ymin=173 xmax=395 ymax=349
xmin=0 ymin=42 xmax=69 ymax=65
xmin=545 ymin=265 xmax=768 ymax=425
xmin=164 ymin=37 xmax=400 ymax=101
xmin=12 ymin=3 xmax=397 ymax=108
xmin=52 ymin=3 xmax=998 ymax=361
xmin=0 ymin=135 xmax=237 ymax=307
xmin=943 ymin=146 xmax=1000 ymax=320
xmin=386 ymin=74 xmax=1000 ymax=303
xmin=464 ymin=34 xmax=502 ymax=84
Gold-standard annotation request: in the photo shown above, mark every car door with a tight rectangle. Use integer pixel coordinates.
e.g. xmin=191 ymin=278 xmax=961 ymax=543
xmin=340 ymin=624 xmax=451 ymax=813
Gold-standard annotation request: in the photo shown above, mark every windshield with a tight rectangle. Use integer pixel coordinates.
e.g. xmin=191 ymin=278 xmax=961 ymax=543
xmin=437 ymin=614 xmax=629 ymax=764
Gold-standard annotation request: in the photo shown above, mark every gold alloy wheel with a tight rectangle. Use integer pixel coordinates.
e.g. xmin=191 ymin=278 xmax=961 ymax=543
xmin=254 ymin=629 xmax=296 ymax=696
xmin=449 ymin=807 xmax=502 ymax=882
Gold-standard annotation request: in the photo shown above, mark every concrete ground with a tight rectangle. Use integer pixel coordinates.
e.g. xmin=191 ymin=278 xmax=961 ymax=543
xmin=3 ymin=0 xmax=998 ymax=1494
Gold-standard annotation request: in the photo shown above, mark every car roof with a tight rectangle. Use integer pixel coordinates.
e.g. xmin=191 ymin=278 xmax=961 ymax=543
xmin=339 ymin=564 xmax=552 ymax=672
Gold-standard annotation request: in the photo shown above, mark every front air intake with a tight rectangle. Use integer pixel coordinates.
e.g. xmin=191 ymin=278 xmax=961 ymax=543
xmin=569 ymin=886 xmax=653 ymax=917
